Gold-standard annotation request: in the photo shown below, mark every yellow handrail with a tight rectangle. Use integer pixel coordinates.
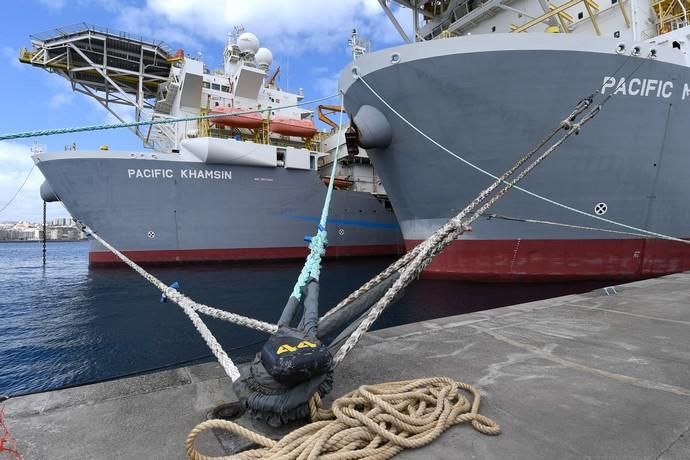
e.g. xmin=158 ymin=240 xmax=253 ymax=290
xmin=511 ymin=0 xmax=600 ymax=33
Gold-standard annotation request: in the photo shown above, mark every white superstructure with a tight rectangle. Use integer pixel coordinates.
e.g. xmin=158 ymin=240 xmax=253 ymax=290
xmin=383 ymin=0 xmax=690 ymax=49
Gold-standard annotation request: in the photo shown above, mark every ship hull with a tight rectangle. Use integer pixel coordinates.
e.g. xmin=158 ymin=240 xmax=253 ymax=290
xmin=35 ymin=154 xmax=404 ymax=265
xmin=341 ymin=33 xmax=690 ymax=281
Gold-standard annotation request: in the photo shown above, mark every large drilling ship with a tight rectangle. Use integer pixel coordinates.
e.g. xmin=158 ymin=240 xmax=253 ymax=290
xmin=341 ymin=0 xmax=690 ymax=280
xmin=20 ymin=24 xmax=403 ymax=265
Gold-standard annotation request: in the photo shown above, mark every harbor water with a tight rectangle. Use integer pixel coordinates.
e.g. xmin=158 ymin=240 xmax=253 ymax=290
xmin=0 ymin=241 xmax=611 ymax=397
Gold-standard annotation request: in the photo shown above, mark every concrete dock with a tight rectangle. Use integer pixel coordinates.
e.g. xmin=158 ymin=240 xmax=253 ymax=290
xmin=4 ymin=272 xmax=690 ymax=459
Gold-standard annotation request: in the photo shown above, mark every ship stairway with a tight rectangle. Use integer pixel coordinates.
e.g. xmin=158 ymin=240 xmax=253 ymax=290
xmin=143 ymin=113 xmax=178 ymax=151
xmin=19 ymin=23 xmax=175 ymax=146
xmin=154 ymin=73 xmax=180 ymax=115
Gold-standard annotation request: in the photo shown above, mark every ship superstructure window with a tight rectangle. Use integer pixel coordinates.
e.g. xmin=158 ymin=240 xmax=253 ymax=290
xmin=203 ymin=81 xmax=210 ymax=88
xmin=221 ymin=85 xmax=230 ymax=92
xmin=211 ymin=83 xmax=220 ymax=91
xmin=578 ymin=12 xmax=583 ymax=19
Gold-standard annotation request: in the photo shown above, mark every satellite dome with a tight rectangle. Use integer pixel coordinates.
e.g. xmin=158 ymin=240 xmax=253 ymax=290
xmin=237 ymin=32 xmax=260 ymax=54
xmin=255 ymin=47 xmax=273 ymax=69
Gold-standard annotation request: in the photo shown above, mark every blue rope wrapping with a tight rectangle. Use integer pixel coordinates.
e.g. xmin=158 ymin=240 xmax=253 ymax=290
xmin=0 ymin=94 xmax=338 ymax=141
xmin=290 ymin=93 xmax=346 ymax=301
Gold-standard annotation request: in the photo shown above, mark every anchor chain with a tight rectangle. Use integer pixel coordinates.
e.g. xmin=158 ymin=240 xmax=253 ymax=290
xmin=42 ymin=200 xmax=47 ymax=266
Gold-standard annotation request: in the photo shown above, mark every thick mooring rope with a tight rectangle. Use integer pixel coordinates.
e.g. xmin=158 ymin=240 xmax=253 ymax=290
xmin=484 ymin=213 xmax=661 ymax=238
xmin=332 ymin=97 xmax=601 ymax=365
xmin=320 ymin=101 xmax=573 ymax=322
xmin=356 ymin=67 xmax=690 ymax=246
xmin=289 ymin=94 xmax=346 ymax=301
xmin=0 ymin=94 xmax=338 ymax=141
xmin=86 ymin=229 xmax=278 ymax=381
xmin=185 ymin=377 xmax=500 ymax=460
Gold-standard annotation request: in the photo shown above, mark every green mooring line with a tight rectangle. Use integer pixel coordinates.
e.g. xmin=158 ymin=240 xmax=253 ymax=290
xmin=0 ymin=93 xmax=339 ymax=141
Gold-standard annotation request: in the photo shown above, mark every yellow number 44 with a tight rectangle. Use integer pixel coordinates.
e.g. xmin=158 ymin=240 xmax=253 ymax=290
xmin=276 ymin=340 xmax=317 ymax=355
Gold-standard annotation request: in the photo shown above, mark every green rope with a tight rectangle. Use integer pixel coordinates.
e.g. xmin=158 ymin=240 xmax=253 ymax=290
xmin=290 ymin=93 xmax=346 ymax=300
xmin=0 ymin=94 xmax=338 ymax=141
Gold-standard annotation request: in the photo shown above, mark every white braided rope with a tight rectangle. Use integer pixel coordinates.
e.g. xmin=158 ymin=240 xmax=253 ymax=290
xmin=332 ymin=98 xmax=604 ymax=366
xmin=485 ymin=214 xmax=661 ymax=239
xmin=321 ymin=98 xmax=585 ymax=323
xmin=85 ymin=229 xmax=280 ymax=381
xmin=357 ymin=75 xmax=690 ymax=246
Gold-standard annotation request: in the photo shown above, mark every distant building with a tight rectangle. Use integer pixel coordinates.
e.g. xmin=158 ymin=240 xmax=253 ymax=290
xmin=0 ymin=219 xmax=85 ymax=241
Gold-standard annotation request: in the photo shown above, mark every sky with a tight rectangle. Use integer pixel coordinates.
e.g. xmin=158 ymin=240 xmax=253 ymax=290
xmin=0 ymin=0 xmax=411 ymax=222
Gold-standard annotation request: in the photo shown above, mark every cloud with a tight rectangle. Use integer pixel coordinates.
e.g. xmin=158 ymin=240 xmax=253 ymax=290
xmin=101 ymin=104 xmax=136 ymax=125
xmin=37 ymin=0 xmax=66 ymax=10
xmin=114 ymin=0 xmax=410 ymax=56
xmin=1 ymin=46 xmax=23 ymax=70
xmin=311 ymin=66 xmax=330 ymax=76
xmin=116 ymin=5 xmax=206 ymax=54
xmin=48 ymin=92 xmax=74 ymax=110
xmin=0 ymin=142 xmax=68 ymax=222
xmin=314 ymin=72 xmax=340 ymax=98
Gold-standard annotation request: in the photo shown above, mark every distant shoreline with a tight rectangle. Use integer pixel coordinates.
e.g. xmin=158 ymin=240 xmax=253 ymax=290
xmin=0 ymin=240 xmax=87 ymax=244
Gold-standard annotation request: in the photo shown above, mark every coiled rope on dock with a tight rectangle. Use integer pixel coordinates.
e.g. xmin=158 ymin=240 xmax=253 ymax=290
xmin=41 ymin=47 xmax=687 ymax=459
xmin=181 ymin=92 xmax=604 ymax=458
xmin=185 ymin=377 xmax=499 ymax=460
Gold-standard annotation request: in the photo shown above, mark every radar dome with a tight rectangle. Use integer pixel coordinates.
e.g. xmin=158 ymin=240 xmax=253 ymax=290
xmin=237 ymin=32 xmax=260 ymax=54
xmin=255 ymin=47 xmax=273 ymax=69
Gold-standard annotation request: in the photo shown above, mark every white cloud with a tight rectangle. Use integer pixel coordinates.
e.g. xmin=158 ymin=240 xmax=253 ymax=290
xmin=0 ymin=142 xmax=69 ymax=222
xmin=115 ymin=0 xmax=410 ymax=56
xmin=311 ymin=66 xmax=330 ymax=76
xmin=314 ymin=72 xmax=340 ymax=98
xmin=116 ymin=5 xmax=206 ymax=54
xmin=48 ymin=92 xmax=74 ymax=109
xmin=108 ymin=1 xmax=411 ymax=106
xmin=1 ymin=46 xmax=23 ymax=70
xmin=101 ymin=104 xmax=136 ymax=125
xmin=37 ymin=0 xmax=66 ymax=10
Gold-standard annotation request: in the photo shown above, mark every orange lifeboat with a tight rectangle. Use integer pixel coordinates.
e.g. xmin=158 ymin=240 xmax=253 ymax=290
xmin=270 ymin=117 xmax=318 ymax=138
xmin=209 ymin=107 xmax=263 ymax=129
xmin=322 ymin=176 xmax=354 ymax=188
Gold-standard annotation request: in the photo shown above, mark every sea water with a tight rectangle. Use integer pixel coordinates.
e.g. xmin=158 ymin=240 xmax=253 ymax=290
xmin=0 ymin=241 xmax=609 ymax=396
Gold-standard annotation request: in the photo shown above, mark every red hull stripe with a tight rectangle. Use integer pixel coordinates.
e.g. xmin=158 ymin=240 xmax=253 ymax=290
xmin=406 ymin=238 xmax=690 ymax=281
xmin=89 ymin=244 xmax=405 ymax=266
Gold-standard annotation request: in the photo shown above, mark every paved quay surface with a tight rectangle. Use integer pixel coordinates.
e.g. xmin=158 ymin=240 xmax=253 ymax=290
xmin=4 ymin=272 xmax=690 ymax=459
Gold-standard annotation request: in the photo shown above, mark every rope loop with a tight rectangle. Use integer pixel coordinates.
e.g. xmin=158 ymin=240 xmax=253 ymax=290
xmin=185 ymin=377 xmax=499 ymax=460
